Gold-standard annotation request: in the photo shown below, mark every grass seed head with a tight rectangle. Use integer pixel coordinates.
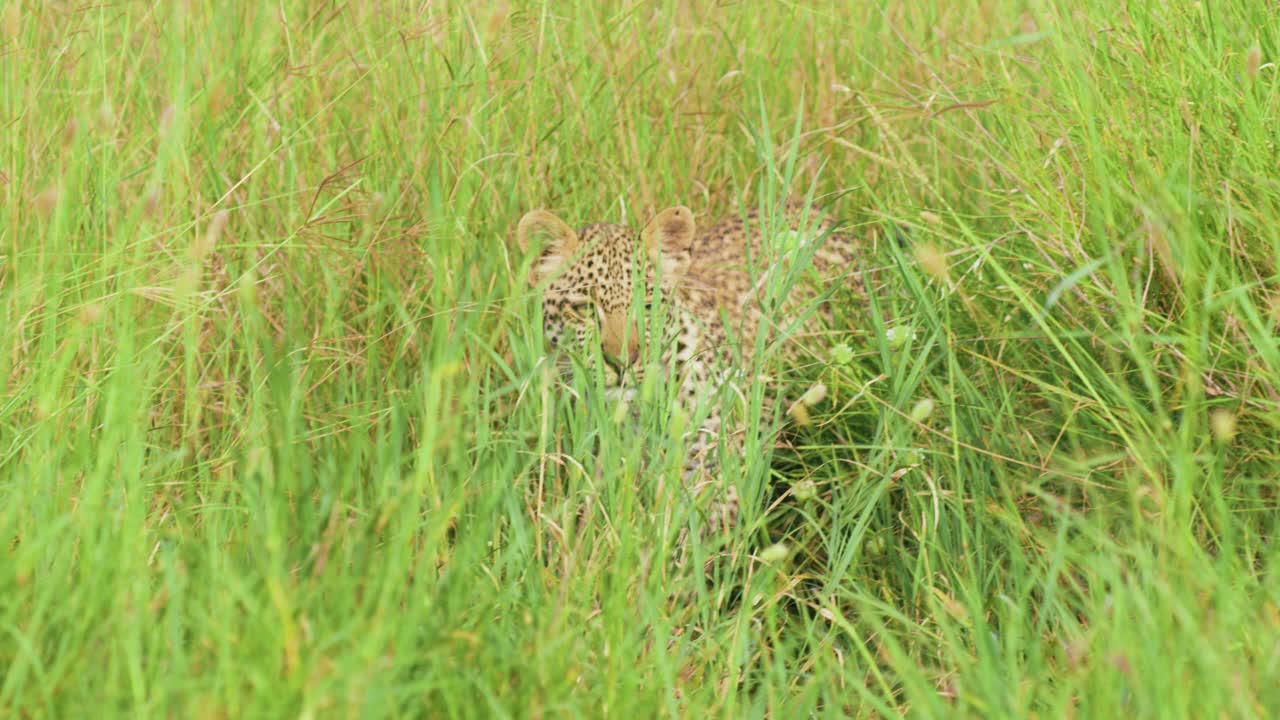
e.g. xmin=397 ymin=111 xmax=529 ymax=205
xmin=95 ymin=101 xmax=114 ymax=133
xmin=77 ymin=303 xmax=104 ymax=325
xmin=829 ymin=342 xmax=853 ymax=365
xmin=158 ymin=104 xmax=176 ymax=137
xmin=1245 ymin=46 xmax=1262 ymax=80
xmin=885 ymin=324 xmax=916 ymax=350
xmin=759 ymin=542 xmax=790 ymax=564
xmin=792 ymin=479 xmax=817 ymax=502
xmin=3 ymin=3 xmax=19 ymax=40
xmin=238 ymin=268 xmax=259 ymax=309
xmin=915 ymin=242 xmax=948 ymax=281
xmin=143 ymin=188 xmax=161 ymax=217
xmin=34 ymin=185 xmax=61 ymax=216
xmin=910 ymin=397 xmax=936 ymax=424
xmin=1210 ymin=409 xmax=1237 ymax=443
xmin=62 ymin=118 xmax=79 ymax=148
xmin=192 ymin=210 xmax=229 ymax=261
xmin=801 ymin=382 xmax=828 ymax=407
xmin=787 ymin=401 xmax=811 ymax=427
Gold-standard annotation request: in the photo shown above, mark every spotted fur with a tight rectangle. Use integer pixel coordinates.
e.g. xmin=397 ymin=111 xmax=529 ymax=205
xmin=515 ymin=202 xmax=864 ymax=540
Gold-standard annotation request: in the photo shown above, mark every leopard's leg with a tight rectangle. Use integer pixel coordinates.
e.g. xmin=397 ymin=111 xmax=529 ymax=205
xmin=681 ymin=413 xmax=740 ymax=536
xmin=663 ymin=408 xmax=744 ymax=573
xmin=666 ymin=426 xmax=735 ymax=577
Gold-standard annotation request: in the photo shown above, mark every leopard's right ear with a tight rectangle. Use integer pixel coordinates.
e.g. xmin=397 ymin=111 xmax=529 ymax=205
xmin=641 ymin=206 xmax=695 ymax=280
xmin=641 ymin=206 xmax=695 ymax=262
xmin=516 ymin=210 xmax=579 ymax=258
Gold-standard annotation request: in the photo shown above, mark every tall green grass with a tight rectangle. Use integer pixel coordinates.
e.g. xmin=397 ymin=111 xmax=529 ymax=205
xmin=2 ymin=1 xmax=1277 ymax=717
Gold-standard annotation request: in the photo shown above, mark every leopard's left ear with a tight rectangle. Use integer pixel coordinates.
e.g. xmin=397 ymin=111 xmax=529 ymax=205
xmin=641 ymin=206 xmax=695 ymax=264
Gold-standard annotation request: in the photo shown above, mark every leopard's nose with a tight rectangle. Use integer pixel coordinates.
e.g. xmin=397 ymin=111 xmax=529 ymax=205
xmin=602 ymin=312 xmax=643 ymax=367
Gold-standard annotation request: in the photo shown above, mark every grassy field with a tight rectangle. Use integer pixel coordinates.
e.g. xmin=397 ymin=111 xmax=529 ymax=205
xmin=3 ymin=0 xmax=1279 ymax=717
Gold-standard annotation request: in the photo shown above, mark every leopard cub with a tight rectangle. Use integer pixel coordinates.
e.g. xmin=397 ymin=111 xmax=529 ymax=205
xmin=514 ymin=202 xmax=862 ymax=537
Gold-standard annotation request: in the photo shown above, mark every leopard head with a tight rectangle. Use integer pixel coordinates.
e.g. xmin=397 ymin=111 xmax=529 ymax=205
xmin=514 ymin=206 xmax=695 ymax=383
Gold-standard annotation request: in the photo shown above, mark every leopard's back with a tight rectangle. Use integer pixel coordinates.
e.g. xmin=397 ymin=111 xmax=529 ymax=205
xmin=681 ymin=203 xmax=866 ymax=356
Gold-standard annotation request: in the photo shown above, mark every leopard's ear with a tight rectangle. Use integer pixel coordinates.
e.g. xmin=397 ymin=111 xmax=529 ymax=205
xmin=516 ymin=210 xmax=579 ymax=257
xmin=641 ymin=206 xmax=695 ymax=264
